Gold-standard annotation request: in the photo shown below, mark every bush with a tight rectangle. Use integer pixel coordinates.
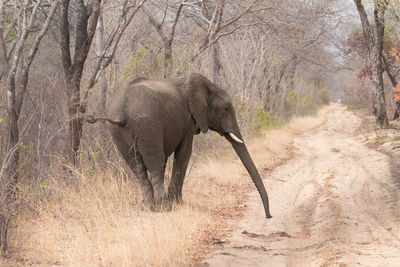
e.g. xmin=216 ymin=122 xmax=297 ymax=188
xmin=319 ymin=88 xmax=330 ymax=105
xmin=251 ymin=106 xmax=281 ymax=134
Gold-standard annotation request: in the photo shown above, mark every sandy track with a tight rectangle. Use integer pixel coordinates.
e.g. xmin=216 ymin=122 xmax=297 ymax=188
xmin=204 ymin=104 xmax=400 ymax=266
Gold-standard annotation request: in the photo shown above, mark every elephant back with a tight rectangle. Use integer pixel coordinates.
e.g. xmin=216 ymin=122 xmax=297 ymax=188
xmin=107 ymin=79 xmax=189 ymax=130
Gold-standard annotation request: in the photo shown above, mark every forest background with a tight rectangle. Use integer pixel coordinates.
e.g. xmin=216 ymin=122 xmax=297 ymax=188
xmin=0 ymin=0 xmax=399 ymax=265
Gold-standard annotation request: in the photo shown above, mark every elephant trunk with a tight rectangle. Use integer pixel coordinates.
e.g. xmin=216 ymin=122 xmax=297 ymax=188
xmin=226 ymin=134 xmax=272 ymax=218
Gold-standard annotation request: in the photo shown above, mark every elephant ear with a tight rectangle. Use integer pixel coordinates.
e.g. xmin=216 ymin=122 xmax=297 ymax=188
xmin=185 ymin=73 xmax=212 ymax=133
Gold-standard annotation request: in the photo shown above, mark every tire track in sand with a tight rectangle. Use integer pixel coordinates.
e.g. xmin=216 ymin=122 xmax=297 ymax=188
xmin=204 ymin=104 xmax=400 ymax=267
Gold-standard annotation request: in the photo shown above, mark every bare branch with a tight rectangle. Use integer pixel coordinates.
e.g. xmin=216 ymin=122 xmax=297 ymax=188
xmin=146 ymin=8 xmax=169 ymax=43
xmin=169 ymin=2 xmax=184 ymax=42
xmin=3 ymin=8 xmax=19 ymax=45
xmin=0 ymin=1 xmax=9 ymax=75
xmin=182 ymin=9 xmax=210 ymax=26
xmin=80 ymin=0 xmax=148 ymax=113
xmin=353 ymin=0 xmax=373 ymax=52
xmin=383 ymin=55 xmax=397 ymax=87
xmin=190 ymin=21 xmax=265 ymax=63
xmin=6 ymin=38 xmax=16 ymax=59
xmin=16 ymin=0 xmax=60 ymax=115
xmin=221 ymin=0 xmax=258 ymax=30
xmin=208 ymin=2 xmax=219 ymax=31
xmin=213 ymin=1 xmax=223 ymax=34
xmin=160 ymin=0 xmax=169 ymax=26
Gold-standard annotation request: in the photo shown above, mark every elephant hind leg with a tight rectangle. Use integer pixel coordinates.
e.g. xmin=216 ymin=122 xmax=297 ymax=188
xmin=110 ymin=130 xmax=154 ymax=208
xmin=137 ymin=135 xmax=170 ymax=211
xmin=130 ymin=152 xmax=155 ymax=209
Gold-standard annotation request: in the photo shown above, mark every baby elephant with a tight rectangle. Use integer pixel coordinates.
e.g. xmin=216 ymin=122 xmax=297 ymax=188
xmin=87 ymin=73 xmax=272 ymax=217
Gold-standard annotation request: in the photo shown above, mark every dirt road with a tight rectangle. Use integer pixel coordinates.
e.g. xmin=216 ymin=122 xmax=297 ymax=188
xmin=204 ymin=104 xmax=400 ymax=266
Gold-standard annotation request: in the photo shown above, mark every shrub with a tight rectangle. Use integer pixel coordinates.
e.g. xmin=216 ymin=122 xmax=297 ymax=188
xmin=251 ymin=106 xmax=281 ymax=134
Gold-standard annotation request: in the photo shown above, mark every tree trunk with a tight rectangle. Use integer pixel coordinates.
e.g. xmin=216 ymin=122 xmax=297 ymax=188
xmin=96 ymin=8 xmax=108 ymax=110
xmin=164 ymin=42 xmax=173 ymax=78
xmin=145 ymin=2 xmax=183 ymax=79
xmin=371 ymin=3 xmax=389 ymax=128
xmin=0 ymin=1 xmax=9 ymax=80
xmin=263 ymin=79 xmax=272 ymax=112
xmin=383 ymin=55 xmax=397 ymax=88
xmin=59 ymin=0 xmax=101 ymax=165
xmin=1 ymin=52 xmax=19 ymax=254
xmin=66 ymin=79 xmax=84 ymax=165
xmin=6 ymin=78 xmax=19 ymax=190
xmin=354 ymin=0 xmax=389 ymax=128
xmin=210 ymin=43 xmax=221 ymax=84
xmin=1 ymin=0 xmax=59 ymax=251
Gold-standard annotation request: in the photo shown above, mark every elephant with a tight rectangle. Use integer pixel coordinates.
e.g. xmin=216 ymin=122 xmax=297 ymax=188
xmin=87 ymin=73 xmax=272 ymax=218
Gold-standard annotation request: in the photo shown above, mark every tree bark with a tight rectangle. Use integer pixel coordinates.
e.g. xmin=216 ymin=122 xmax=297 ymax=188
xmin=370 ymin=2 xmax=389 ymax=128
xmin=164 ymin=42 xmax=173 ymax=78
xmin=208 ymin=3 xmax=223 ymax=84
xmin=96 ymin=3 xmax=108 ymax=111
xmin=1 ymin=0 xmax=59 ymax=251
xmin=58 ymin=0 xmax=147 ymax=164
xmin=0 ymin=2 xmax=9 ymax=80
xmin=66 ymin=81 xmax=83 ymax=165
xmin=383 ymin=55 xmax=397 ymax=88
xmin=210 ymin=43 xmax=221 ymax=84
xmin=5 ymin=0 xmax=35 ymax=189
xmin=59 ymin=0 xmax=101 ymax=164
xmin=146 ymin=2 xmax=183 ymax=78
xmin=354 ymin=0 xmax=389 ymax=128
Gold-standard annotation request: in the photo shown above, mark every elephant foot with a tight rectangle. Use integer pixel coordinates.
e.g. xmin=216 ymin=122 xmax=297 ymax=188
xmin=140 ymin=200 xmax=155 ymax=212
xmin=152 ymin=199 xmax=173 ymax=212
xmin=174 ymin=197 xmax=185 ymax=205
xmin=167 ymin=193 xmax=184 ymax=205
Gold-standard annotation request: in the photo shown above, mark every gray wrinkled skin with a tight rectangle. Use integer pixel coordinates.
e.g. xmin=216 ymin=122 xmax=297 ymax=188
xmin=88 ymin=73 xmax=271 ymax=217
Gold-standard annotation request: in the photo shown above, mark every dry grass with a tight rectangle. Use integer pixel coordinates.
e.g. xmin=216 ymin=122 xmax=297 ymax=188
xmin=1 ymin=105 xmax=330 ymax=266
xmin=8 ymin=164 xmax=215 ymax=266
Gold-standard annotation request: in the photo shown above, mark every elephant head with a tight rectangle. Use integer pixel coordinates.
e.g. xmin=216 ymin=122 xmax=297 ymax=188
xmin=185 ymin=73 xmax=272 ymax=218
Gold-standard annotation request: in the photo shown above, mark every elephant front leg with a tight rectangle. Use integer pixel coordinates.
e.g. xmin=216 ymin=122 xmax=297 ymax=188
xmin=168 ymin=134 xmax=193 ymax=203
xmin=168 ymin=168 xmax=186 ymax=204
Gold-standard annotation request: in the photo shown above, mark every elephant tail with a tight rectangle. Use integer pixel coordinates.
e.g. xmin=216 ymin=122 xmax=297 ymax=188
xmin=86 ymin=115 xmax=125 ymax=126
